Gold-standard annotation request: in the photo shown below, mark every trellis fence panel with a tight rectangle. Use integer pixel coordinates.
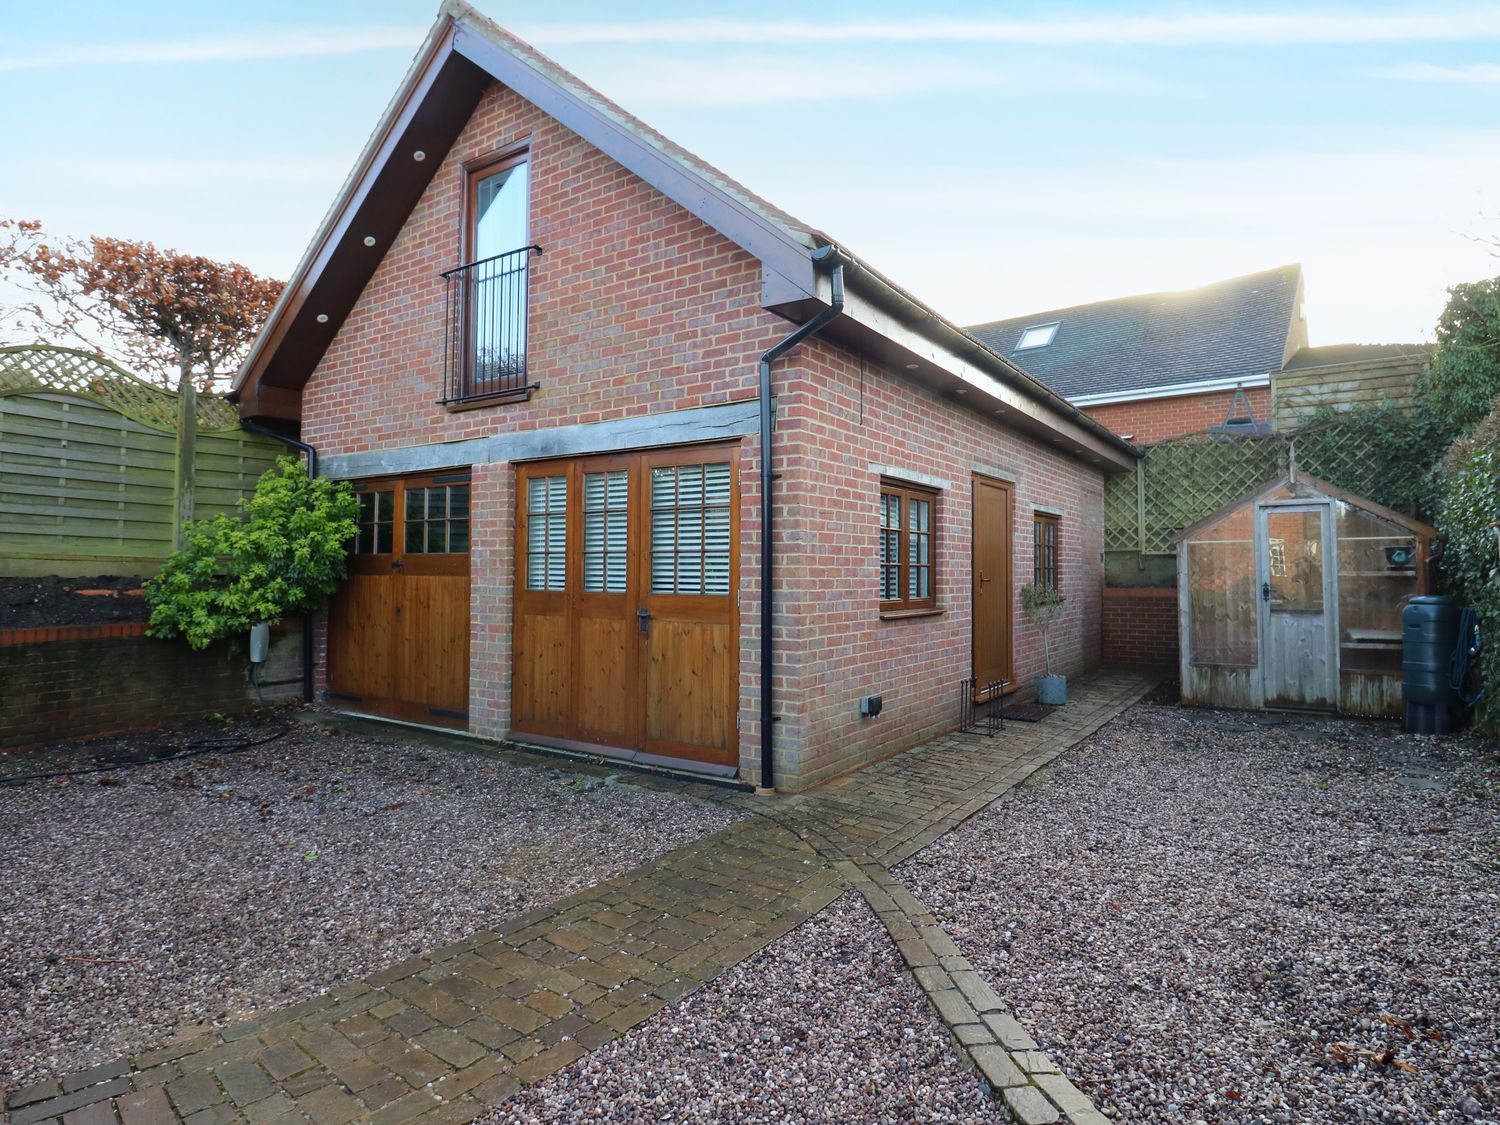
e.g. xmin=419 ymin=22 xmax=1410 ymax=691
xmin=1105 ymin=422 xmax=1393 ymax=558
xmin=0 ymin=345 xmax=280 ymax=577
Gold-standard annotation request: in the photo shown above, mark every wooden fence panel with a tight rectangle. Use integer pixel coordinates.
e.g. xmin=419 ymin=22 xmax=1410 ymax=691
xmin=0 ymin=345 xmax=281 ymax=577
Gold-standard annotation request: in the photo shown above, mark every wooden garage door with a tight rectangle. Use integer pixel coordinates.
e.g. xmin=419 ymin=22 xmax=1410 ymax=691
xmin=327 ymin=471 xmax=471 ymax=727
xmin=512 ymin=445 xmax=739 ymax=768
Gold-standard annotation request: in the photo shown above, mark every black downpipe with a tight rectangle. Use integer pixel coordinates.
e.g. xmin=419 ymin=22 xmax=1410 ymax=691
xmin=757 ymin=255 xmax=846 ymax=792
xmin=240 ymin=419 xmax=318 ymax=705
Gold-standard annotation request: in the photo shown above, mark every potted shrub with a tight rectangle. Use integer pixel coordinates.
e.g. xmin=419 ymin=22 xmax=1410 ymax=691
xmin=1021 ymin=582 xmax=1068 ymax=705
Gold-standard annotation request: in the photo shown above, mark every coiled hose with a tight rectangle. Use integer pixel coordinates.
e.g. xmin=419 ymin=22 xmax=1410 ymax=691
xmin=1450 ymin=606 xmax=1484 ymax=709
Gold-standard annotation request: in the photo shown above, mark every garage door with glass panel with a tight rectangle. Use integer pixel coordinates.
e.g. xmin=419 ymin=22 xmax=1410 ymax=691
xmin=512 ymin=445 xmax=739 ymax=769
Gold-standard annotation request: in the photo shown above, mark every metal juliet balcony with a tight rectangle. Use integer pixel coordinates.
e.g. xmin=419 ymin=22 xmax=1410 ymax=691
xmin=441 ymin=244 xmax=542 ymax=406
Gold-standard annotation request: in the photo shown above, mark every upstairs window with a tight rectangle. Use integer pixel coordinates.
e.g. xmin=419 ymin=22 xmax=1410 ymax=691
xmin=442 ymin=149 xmax=539 ymax=407
xmin=1014 ymin=322 xmax=1059 ymax=351
xmin=880 ymin=480 xmax=938 ymax=613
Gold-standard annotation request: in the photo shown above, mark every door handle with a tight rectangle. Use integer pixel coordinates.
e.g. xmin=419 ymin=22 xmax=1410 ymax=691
xmin=637 ymin=607 xmax=652 ymax=634
xmin=979 ymin=573 xmax=992 ymax=584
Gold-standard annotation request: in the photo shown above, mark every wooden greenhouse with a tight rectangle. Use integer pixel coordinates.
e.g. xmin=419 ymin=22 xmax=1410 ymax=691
xmin=1176 ymin=475 xmax=1433 ymax=716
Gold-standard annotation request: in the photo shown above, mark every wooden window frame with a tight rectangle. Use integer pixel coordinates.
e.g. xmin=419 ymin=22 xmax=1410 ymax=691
xmin=449 ymin=146 xmax=534 ymax=410
xmin=1033 ymin=512 xmax=1060 ymax=590
xmin=880 ymin=479 xmax=940 ymax=616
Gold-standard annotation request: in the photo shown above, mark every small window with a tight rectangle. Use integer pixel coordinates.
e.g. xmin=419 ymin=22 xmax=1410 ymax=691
xmin=525 ymin=475 xmax=567 ymax=590
xmin=353 ymin=490 xmax=394 ymax=555
xmin=880 ymin=480 xmax=939 ymax=613
xmin=404 ymin=483 xmax=470 ymax=555
xmin=1033 ymin=513 xmax=1059 ymax=589
xmin=1015 ymin=322 xmax=1059 ymax=351
xmin=650 ymin=462 xmax=733 ymax=596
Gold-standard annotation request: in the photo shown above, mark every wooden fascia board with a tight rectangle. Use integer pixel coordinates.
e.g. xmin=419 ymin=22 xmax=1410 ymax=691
xmin=832 ymin=286 xmax=1136 ymax=472
xmin=235 ymin=26 xmax=464 ymax=408
xmin=450 ymin=22 xmax=819 ymax=309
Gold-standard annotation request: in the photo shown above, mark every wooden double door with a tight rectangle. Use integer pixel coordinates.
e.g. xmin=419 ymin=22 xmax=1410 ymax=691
xmin=328 ymin=471 xmax=472 ymax=727
xmin=512 ymin=445 xmax=740 ymax=768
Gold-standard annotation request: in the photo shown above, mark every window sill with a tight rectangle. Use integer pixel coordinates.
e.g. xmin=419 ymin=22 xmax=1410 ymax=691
xmin=443 ymin=386 xmax=535 ymax=412
xmin=879 ymin=606 xmax=945 ymax=621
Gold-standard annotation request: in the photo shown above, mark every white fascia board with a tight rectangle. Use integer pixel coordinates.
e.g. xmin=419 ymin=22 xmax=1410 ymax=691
xmin=1069 ymin=373 xmax=1271 ymax=408
xmin=836 ymin=286 xmax=1135 ymax=471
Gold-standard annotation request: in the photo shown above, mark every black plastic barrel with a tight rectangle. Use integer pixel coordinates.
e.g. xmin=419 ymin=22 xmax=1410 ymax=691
xmin=1402 ymin=595 xmax=1460 ymax=733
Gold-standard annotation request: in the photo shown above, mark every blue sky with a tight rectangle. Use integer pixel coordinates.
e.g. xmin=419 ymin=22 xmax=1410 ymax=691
xmin=2 ymin=1 xmax=1498 ymax=343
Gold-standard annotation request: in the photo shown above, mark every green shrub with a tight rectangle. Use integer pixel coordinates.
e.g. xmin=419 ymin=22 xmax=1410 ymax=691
xmin=1422 ymin=276 xmax=1500 ymax=443
xmin=1020 ymin=582 xmax=1066 ymax=676
xmin=1432 ymin=406 xmax=1500 ymax=730
xmin=146 ymin=456 xmax=358 ymax=649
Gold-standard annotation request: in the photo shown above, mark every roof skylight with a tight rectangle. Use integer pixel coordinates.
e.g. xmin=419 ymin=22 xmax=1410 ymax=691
xmin=1015 ymin=322 xmax=1059 ymax=351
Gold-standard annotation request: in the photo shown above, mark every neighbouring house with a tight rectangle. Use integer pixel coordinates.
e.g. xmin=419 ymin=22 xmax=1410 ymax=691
xmin=969 ymin=265 xmax=1308 ymax=444
xmin=230 ymin=1 xmax=1137 ymax=792
xmin=970 ymin=266 xmax=1432 ymax=447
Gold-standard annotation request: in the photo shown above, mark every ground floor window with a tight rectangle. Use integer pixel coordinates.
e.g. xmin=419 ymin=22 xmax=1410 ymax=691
xmin=880 ymin=479 xmax=938 ymax=612
xmin=1034 ymin=512 xmax=1059 ymax=589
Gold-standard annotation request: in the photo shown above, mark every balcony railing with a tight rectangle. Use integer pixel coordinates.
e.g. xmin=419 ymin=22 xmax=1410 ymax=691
xmin=441 ymin=244 xmax=541 ymax=405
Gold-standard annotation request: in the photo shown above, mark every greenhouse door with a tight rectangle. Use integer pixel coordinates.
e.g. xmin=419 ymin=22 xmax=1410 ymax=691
xmin=1256 ymin=503 xmax=1336 ymax=709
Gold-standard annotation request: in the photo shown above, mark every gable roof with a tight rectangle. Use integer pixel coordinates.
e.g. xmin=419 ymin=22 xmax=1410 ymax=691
xmin=232 ymin=1 xmax=1136 ymax=470
xmin=967 ymin=264 xmax=1302 ymax=404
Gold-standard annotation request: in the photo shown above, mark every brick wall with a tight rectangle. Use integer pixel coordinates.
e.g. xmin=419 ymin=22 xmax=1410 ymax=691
xmin=1101 ymin=587 xmax=1179 ymax=671
xmin=1085 ymin=385 xmax=1272 ymax=445
xmin=0 ymin=622 xmax=301 ymax=751
xmin=773 ymin=340 xmax=1106 ymax=789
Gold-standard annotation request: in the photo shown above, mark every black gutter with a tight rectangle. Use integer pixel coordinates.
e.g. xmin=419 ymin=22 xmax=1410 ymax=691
xmin=240 ymin=420 xmax=318 ymax=705
xmin=757 ymin=248 xmax=846 ymax=793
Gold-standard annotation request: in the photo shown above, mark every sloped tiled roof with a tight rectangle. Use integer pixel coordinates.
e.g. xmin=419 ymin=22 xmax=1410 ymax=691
xmin=1283 ymin=342 xmax=1428 ymax=370
xmin=967 ymin=264 xmax=1301 ymax=400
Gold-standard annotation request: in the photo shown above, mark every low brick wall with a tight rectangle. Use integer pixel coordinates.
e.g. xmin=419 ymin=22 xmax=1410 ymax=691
xmin=0 ymin=622 xmax=302 ymax=751
xmin=1102 ymin=587 xmax=1179 ymax=671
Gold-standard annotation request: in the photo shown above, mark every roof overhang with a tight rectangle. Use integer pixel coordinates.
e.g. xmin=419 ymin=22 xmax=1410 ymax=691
xmin=1069 ymin=372 xmax=1271 ymax=409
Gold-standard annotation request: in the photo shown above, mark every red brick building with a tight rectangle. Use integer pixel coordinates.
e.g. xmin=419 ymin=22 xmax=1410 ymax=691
xmin=233 ymin=3 xmax=1136 ymax=791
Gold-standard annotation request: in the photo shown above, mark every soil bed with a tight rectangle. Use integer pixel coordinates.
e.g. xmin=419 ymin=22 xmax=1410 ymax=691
xmin=0 ymin=715 xmax=742 ymax=1089
xmin=484 ymin=892 xmax=1005 ymax=1125
xmin=901 ymin=703 xmax=1500 ymax=1124
xmin=0 ymin=576 xmax=149 ymax=629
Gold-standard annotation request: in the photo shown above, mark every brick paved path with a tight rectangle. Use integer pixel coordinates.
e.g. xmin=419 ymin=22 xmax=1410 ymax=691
xmin=7 ymin=670 xmax=1154 ymax=1125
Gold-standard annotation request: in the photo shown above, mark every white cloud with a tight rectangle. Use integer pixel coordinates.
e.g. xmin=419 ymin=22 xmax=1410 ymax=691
xmin=520 ymin=10 xmax=1500 ymax=48
xmin=0 ymin=27 xmax=423 ymax=72
xmin=1380 ymin=62 xmax=1500 ymax=83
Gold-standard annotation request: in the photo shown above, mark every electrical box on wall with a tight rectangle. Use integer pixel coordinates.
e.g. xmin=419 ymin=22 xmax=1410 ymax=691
xmin=860 ymin=694 xmax=883 ymax=718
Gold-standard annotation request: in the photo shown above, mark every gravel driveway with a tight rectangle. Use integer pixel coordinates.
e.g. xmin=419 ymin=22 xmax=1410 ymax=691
xmin=902 ymin=703 xmax=1500 ymax=1124
xmin=484 ymin=891 xmax=1004 ymax=1124
xmin=0 ymin=715 xmax=740 ymax=1090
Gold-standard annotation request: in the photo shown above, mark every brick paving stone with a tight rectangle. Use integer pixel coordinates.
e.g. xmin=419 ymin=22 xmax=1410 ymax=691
xmin=116 ymin=1088 xmax=176 ymax=1125
xmin=368 ymin=1089 xmax=442 ymax=1125
xmin=294 ymin=1084 xmax=364 ymax=1125
xmin=384 ymin=1007 xmax=438 ymax=1038
xmin=510 ymin=1042 xmax=586 ymax=1086
xmin=179 ymin=1105 xmax=239 ymax=1125
xmin=213 ymin=1060 xmax=276 ymax=1108
xmin=164 ymin=1072 xmax=224 ymax=1119
xmin=62 ymin=1060 xmax=130 ymax=1093
xmin=969 ymin=1045 xmax=1028 ymax=1089
xmin=520 ymin=990 xmax=571 ymax=1020
xmin=1002 ymin=1085 xmax=1062 ymax=1125
xmin=61 ymin=1101 xmax=118 ymax=1125
xmin=413 ymin=1029 xmax=486 ymax=1069
xmin=241 ymin=1093 xmax=298 ymax=1125
xmin=257 ymin=1040 xmax=315 ymax=1082
xmin=330 ymin=1057 xmax=389 ymax=1094
xmin=9 ymin=1079 xmax=63 ymax=1108
xmin=281 ymin=1067 xmax=336 ymax=1097
xmin=385 ymin=1046 xmax=451 ymax=1089
xmin=357 ymin=1078 xmax=411 ymax=1112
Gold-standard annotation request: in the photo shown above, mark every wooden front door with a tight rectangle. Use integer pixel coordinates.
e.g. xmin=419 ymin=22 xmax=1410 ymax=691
xmin=972 ymin=474 xmax=1013 ymax=691
xmin=512 ymin=445 xmax=739 ymax=768
xmin=328 ymin=471 xmax=472 ymax=727
xmin=1257 ymin=502 xmax=1336 ymax=708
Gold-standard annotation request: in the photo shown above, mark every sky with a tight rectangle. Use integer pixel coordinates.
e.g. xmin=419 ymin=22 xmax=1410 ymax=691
xmin=2 ymin=1 xmax=1498 ymax=345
